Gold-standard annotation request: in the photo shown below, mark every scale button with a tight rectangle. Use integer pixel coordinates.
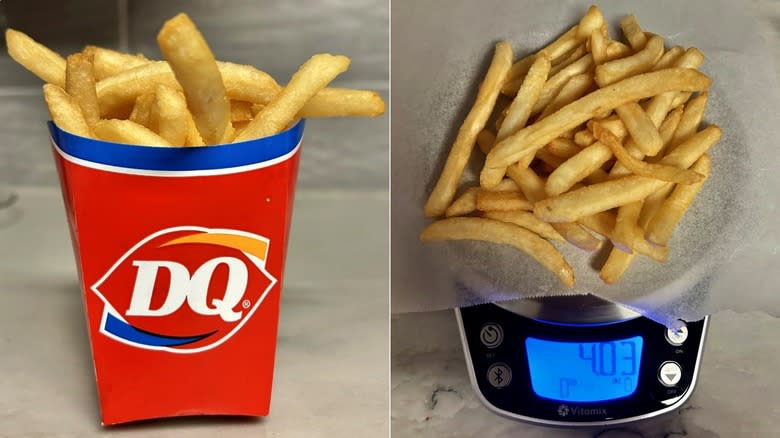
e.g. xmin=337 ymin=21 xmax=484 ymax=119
xmin=487 ymin=363 xmax=512 ymax=388
xmin=665 ymin=323 xmax=688 ymax=346
xmin=479 ymin=323 xmax=504 ymax=348
xmin=658 ymin=361 xmax=682 ymax=387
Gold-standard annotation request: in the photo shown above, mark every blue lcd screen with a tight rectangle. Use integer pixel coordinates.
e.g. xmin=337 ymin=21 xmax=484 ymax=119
xmin=525 ymin=336 xmax=643 ymax=402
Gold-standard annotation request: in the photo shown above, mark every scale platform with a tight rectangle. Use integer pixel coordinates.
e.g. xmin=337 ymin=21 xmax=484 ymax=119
xmin=455 ymin=295 xmax=708 ymax=427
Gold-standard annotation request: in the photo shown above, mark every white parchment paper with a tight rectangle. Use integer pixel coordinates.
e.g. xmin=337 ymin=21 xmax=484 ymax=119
xmin=391 ymin=0 xmax=780 ymax=326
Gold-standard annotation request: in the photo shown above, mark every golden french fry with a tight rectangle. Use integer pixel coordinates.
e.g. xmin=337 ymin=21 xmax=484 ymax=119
xmin=93 ymin=119 xmax=172 ymax=146
xmin=538 ymin=73 xmax=594 ymax=120
xmin=652 ymin=46 xmax=684 ymax=71
xmin=594 ymin=35 xmax=664 ymax=87
xmin=423 ymin=42 xmax=513 ymax=216
xmin=574 ymin=129 xmax=596 ymax=147
xmin=483 ymin=210 xmax=564 ymax=242
xmin=590 ymin=29 xmax=608 ymax=65
xmin=646 ymin=154 xmax=711 ymax=246
xmin=476 ymin=190 xmax=532 ymax=212
xmin=644 ymin=48 xmax=704 ymax=127
xmin=534 ymin=125 xmax=720 ymax=222
xmin=619 ymin=15 xmax=647 ymax=50
xmin=490 ymin=179 xmax=521 ymax=192
xmin=552 ymin=222 xmax=602 ymax=251
xmin=483 ymin=68 xmax=711 ymax=185
xmin=578 ymin=211 xmax=615 ymax=238
xmin=5 ymin=29 xmax=66 ymax=87
xmin=185 ymin=113 xmax=206 ymax=146
xmin=157 ymin=13 xmax=231 ymax=144
xmin=300 ymin=88 xmax=385 ymax=118
xmin=505 ymin=164 xmax=547 ymax=202
xmin=505 ymin=5 xmax=603 ymax=85
xmin=536 ymin=148 xmax=565 ymax=168
xmin=670 ymin=91 xmax=693 ymax=109
xmin=614 ymin=102 xmax=662 ymax=156
xmin=498 ymin=55 xmax=551 ymax=142
xmin=231 ymin=120 xmax=250 ymax=139
xmin=230 ymin=100 xmax=254 ymax=122
xmin=670 ymin=92 xmax=708 ymax=150
xmin=549 ymin=44 xmax=588 ymax=76
xmin=546 ymin=142 xmax=612 ymax=196
xmin=589 ymin=116 xmax=628 ymax=140
xmin=129 ymin=93 xmax=155 ymax=128
xmin=149 ymin=84 xmax=188 ymax=146
xmin=236 ymin=53 xmax=350 ymax=141
xmin=611 ymin=201 xmax=642 ymax=253
xmin=592 ymin=122 xmax=704 ymax=184
xmin=600 ymin=247 xmax=634 ymax=284
xmin=65 ymin=53 xmax=100 ymax=127
xmin=545 ymin=138 xmax=581 ymax=159
xmin=83 ymin=45 xmax=149 ymax=80
xmin=445 ymin=187 xmax=479 ymax=217
xmin=648 ymin=107 xmax=684 ymax=161
xmin=530 ymin=54 xmax=594 ymax=116
xmin=605 ymin=41 xmax=632 ymax=61
xmin=420 ymin=217 xmax=575 ymax=288
xmin=477 ymin=129 xmax=497 ymax=154
xmin=43 ymin=84 xmax=91 ymax=137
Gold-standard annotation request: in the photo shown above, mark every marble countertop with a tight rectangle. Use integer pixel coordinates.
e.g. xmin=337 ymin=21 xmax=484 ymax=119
xmin=0 ymin=187 xmax=388 ymax=437
xmin=392 ymin=310 xmax=780 ymax=437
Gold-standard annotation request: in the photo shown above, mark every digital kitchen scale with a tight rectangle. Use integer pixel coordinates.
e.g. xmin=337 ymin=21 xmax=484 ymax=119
xmin=455 ymin=295 xmax=708 ymax=427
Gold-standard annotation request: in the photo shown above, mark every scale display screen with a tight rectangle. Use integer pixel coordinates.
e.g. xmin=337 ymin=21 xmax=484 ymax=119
xmin=525 ymin=336 xmax=644 ymax=402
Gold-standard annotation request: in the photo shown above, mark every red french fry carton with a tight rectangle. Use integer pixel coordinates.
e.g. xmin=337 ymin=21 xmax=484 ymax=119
xmin=48 ymin=120 xmax=304 ymax=425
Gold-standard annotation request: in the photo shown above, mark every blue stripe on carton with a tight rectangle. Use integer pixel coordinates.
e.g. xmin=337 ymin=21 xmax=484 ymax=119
xmin=48 ymin=120 xmax=305 ymax=171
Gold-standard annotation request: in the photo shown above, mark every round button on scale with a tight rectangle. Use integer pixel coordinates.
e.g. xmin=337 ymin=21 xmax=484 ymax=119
xmin=658 ymin=361 xmax=682 ymax=387
xmin=487 ymin=363 xmax=512 ymax=388
xmin=665 ymin=323 xmax=688 ymax=346
xmin=479 ymin=323 xmax=504 ymax=348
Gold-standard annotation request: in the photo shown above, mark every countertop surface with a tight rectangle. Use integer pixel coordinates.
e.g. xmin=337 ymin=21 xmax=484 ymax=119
xmin=0 ymin=188 xmax=389 ymax=438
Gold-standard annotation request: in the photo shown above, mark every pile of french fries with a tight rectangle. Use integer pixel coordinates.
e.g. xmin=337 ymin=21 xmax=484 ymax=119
xmin=6 ymin=13 xmax=385 ymax=146
xmin=421 ymin=5 xmax=719 ymax=287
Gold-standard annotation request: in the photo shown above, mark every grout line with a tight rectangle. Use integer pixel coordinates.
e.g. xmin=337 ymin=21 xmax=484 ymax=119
xmin=117 ymin=0 xmax=129 ymax=51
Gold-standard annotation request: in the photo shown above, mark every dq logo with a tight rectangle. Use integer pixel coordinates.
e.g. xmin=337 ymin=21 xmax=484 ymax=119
xmin=91 ymin=226 xmax=276 ymax=353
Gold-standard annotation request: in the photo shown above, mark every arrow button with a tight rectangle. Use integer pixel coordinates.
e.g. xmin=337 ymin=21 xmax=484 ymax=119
xmin=658 ymin=361 xmax=682 ymax=387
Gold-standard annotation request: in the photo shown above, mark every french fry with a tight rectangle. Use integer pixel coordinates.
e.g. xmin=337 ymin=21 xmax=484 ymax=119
xmin=477 ymin=129 xmax=497 ymax=154
xmin=652 ymin=46 xmax=685 ymax=71
xmin=611 ymin=201 xmax=642 ymax=253
xmin=129 ymin=93 xmax=155 ymax=128
xmin=614 ymin=102 xmax=662 ymax=156
xmin=235 ymin=53 xmax=351 ymax=141
xmin=594 ymin=35 xmax=664 ymax=87
xmin=670 ymin=91 xmax=693 ymax=109
xmin=483 ymin=68 xmax=711 ymax=186
xmin=645 ymin=154 xmax=711 ymax=246
xmin=549 ymin=44 xmax=588 ymax=76
xmin=497 ymin=55 xmax=551 ymax=142
xmin=65 ymin=53 xmax=100 ymax=126
xmin=445 ymin=187 xmax=479 ymax=217
xmin=545 ymin=138 xmax=581 ymax=159
xmin=157 ymin=13 xmax=232 ymax=144
xmin=93 ymin=119 xmax=172 ymax=146
xmin=605 ymin=41 xmax=632 ymax=61
xmin=553 ymin=222 xmax=602 ymax=251
xmin=669 ymin=92 xmax=708 ymax=150
xmin=600 ymin=247 xmax=634 ymax=284
xmin=619 ymin=15 xmax=647 ymax=51
xmin=83 ymin=45 xmax=149 ymax=80
xmin=419 ymin=217 xmax=575 ymax=288
xmin=530 ymin=54 xmax=594 ymax=116
xmin=490 ymin=179 xmax=521 ymax=192
xmin=574 ymin=129 xmax=596 ymax=147
xmin=423 ymin=42 xmax=513 ymax=216
xmin=149 ymin=84 xmax=188 ymax=146
xmin=185 ymin=113 xmax=206 ymax=146
xmin=230 ymin=100 xmax=254 ymax=122
xmin=483 ymin=210 xmax=564 ymax=242
xmin=534 ymin=125 xmax=720 ymax=222
xmin=579 ymin=210 xmax=668 ymax=262
xmin=538 ymin=73 xmax=594 ymax=120
xmin=644 ymin=48 xmax=704 ymax=128
xmin=476 ymin=190 xmax=533 ymax=212
xmin=299 ymin=88 xmax=385 ymax=118
xmin=590 ymin=29 xmax=608 ymax=65
xmin=592 ymin=122 xmax=704 ymax=184
xmin=42 ymin=84 xmax=91 ymax=137
xmin=504 ymin=5 xmax=604 ymax=85
xmin=5 ymin=29 xmax=66 ymax=87
xmin=546 ymin=142 xmax=612 ymax=196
